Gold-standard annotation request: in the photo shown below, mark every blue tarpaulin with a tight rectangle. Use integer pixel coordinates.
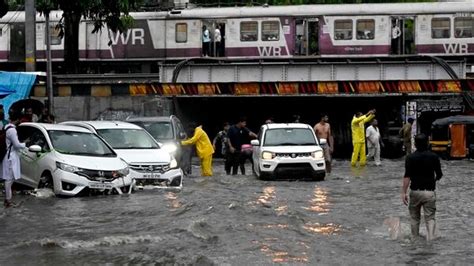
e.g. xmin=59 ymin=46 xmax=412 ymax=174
xmin=0 ymin=85 xmax=16 ymax=98
xmin=0 ymin=71 xmax=37 ymax=119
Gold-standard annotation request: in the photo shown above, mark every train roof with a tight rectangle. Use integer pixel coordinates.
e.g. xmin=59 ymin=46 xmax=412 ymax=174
xmin=1 ymin=2 xmax=474 ymax=23
xmin=166 ymin=2 xmax=474 ymax=18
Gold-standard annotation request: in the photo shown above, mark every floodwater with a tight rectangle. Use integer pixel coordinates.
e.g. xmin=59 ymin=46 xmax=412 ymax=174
xmin=0 ymin=159 xmax=473 ymax=265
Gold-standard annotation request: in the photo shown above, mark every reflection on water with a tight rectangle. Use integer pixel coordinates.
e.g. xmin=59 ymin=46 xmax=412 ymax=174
xmin=255 ymin=238 xmax=309 ymax=263
xmin=257 ymin=186 xmax=276 ymax=205
xmin=350 ymin=166 xmax=367 ymax=178
xmin=303 ymin=222 xmax=341 ymax=235
xmin=165 ymin=192 xmax=182 ymax=209
xmin=302 ymin=186 xmax=330 ymax=214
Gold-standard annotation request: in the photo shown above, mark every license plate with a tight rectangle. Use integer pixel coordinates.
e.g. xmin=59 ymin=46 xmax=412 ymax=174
xmin=89 ymin=182 xmax=113 ymax=190
xmin=143 ymin=173 xmax=161 ymax=179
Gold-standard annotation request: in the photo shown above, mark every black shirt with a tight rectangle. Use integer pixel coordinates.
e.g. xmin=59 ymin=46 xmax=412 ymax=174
xmin=404 ymin=150 xmax=443 ymax=191
xmin=227 ymin=125 xmax=250 ymax=151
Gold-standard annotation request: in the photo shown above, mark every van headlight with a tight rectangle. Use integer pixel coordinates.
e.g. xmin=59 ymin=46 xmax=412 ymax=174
xmin=311 ymin=151 xmax=324 ymax=159
xmin=56 ymin=162 xmax=82 ymax=173
xmin=169 ymin=158 xmax=178 ymax=169
xmin=162 ymin=143 xmax=178 ymax=154
xmin=262 ymin=151 xmax=275 ymax=160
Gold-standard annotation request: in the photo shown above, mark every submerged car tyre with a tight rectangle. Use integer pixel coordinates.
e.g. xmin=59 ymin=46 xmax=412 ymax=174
xmin=39 ymin=172 xmax=55 ymax=191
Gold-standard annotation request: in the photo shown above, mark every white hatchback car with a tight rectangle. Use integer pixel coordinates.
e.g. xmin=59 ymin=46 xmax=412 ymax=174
xmin=61 ymin=121 xmax=183 ymax=188
xmin=251 ymin=123 xmax=326 ymax=180
xmin=16 ymin=123 xmax=132 ymax=196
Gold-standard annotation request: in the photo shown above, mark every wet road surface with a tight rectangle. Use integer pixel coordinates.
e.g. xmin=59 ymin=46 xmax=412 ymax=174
xmin=0 ymin=159 xmax=473 ymax=265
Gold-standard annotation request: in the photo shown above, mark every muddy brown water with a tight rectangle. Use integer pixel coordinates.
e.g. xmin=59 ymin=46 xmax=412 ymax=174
xmin=1 ymin=159 xmax=473 ymax=265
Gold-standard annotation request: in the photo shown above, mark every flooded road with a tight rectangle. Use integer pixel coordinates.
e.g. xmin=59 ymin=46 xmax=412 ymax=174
xmin=1 ymin=159 xmax=473 ymax=265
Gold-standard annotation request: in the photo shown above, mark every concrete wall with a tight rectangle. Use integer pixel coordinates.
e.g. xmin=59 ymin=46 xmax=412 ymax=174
xmin=31 ymin=96 xmax=173 ymax=122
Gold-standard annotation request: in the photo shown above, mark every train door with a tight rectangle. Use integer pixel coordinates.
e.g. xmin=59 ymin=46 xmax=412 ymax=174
xmin=391 ymin=17 xmax=415 ymax=55
xmin=297 ymin=18 xmax=319 ymax=56
xmin=216 ymin=22 xmax=226 ymax=57
xmin=9 ymin=23 xmax=25 ymax=62
xmin=307 ymin=19 xmax=319 ymax=55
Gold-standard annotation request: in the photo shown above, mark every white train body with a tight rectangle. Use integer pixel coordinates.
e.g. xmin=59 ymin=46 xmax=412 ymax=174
xmin=0 ymin=2 xmax=473 ymax=63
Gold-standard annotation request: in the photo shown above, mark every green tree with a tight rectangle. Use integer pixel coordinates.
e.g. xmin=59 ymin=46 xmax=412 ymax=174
xmin=36 ymin=0 xmax=140 ymax=73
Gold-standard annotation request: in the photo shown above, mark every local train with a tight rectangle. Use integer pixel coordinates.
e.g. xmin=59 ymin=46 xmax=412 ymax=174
xmin=0 ymin=2 xmax=473 ymax=66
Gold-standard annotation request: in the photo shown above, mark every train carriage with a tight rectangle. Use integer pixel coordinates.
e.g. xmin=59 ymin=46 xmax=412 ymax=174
xmin=0 ymin=2 xmax=473 ymax=68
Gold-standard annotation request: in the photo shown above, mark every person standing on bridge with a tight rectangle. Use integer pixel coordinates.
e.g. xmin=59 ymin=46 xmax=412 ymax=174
xmin=181 ymin=123 xmax=214 ymax=176
xmin=202 ymin=25 xmax=211 ymax=57
xmin=351 ymin=109 xmax=375 ymax=167
xmin=214 ymin=25 xmax=222 ymax=57
xmin=402 ymin=133 xmax=442 ymax=241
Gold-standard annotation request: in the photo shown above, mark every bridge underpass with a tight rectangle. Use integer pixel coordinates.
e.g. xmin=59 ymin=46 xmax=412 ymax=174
xmin=170 ymin=94 xmax=462 ymax=158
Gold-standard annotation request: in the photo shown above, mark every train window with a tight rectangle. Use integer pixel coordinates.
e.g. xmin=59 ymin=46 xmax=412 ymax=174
xmin=47 ymin=24 xmax=62 ymax=45
xmin=454 ymin=17 xmax=473 ymax=38
xmin=262 ymin=21 xmax=280 ymax=41
xmin=175 ymin=23 xmax=187 ymax=43
xmin=240 ymin=22 xmax=258 ymax=42
xmin=431 ymin=18 xmax=450 ymax=39
xmin=334 ymin=20 xmax=353 ymax=40
xmin=356 ymin=19 xmax=375 ymax=40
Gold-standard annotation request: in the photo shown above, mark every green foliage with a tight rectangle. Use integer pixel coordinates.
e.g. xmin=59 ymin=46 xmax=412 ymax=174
xmin=36 ymin=0 xmax=141 ymax=34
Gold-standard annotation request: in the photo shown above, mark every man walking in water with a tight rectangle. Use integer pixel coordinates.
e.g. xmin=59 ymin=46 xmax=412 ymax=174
xmin=402 ymin=134 xmax=443 ymax=241
xmin=351 ymin=109 xmax=375 ymax=167
xmin=314 ymin=114 xmax=334 ymax=173
xmin=366 ymin=119 xmax=383 ymax=166
xmin=400 ymin=118 xmax=415 ymax=155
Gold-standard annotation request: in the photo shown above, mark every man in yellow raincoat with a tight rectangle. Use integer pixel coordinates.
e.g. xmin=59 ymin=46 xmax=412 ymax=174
xmin=351 ymin=109 xmax=376 ymax=167
xmin=181 ymin=124 xmax=214 ymax=176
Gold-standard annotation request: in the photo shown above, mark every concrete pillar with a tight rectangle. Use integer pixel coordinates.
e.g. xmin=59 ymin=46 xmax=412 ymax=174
xmin=25 ymin=0 xmax=36 ymax=71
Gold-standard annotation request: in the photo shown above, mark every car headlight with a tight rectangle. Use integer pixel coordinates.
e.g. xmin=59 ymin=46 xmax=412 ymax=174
xmin=56 ymin=162 xmax=83 ymax=173
xmin=114 ymin=167 xmax=130 ymax=177
xmin=311 ymin=151 xmax=324 ymax=159
xmin=262 ymin=151 xmax=275 ymax=160
xmin=162 ymin=143 xmax=178 ymax=154
xmin=169 ymin=158 xmax=178 ymax=169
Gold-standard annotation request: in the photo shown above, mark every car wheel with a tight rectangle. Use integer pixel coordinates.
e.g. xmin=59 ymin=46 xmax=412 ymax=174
xmin=39 ymin=172 xmax=55 ymax=191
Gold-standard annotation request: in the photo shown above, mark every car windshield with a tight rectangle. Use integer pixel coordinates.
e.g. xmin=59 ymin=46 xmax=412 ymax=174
xmin=132 ymin=121 xmax=174 ymax=140
xmin=48 ymin=130 xmax=116 ymax=156
xmin=96 ymin=128 xmax=159 ymax=149
xmin=263 ymin=128 xmax=317 ymax=146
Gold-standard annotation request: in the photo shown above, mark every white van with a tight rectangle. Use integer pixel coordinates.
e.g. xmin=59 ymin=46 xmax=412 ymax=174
xmin=16 ymin=123 xmax=132 ymax=196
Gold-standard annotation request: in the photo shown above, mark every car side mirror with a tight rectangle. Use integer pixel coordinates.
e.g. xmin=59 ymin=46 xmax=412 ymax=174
xmin=319 ymin=138 xmax=327 ymax=146
xmin=179 ymin=132 xmax=186 ymax=139
xmin=251 ymin=139 xmax=260 ymax=146
xmin=29 ymin=145 xmax=42 ymax=153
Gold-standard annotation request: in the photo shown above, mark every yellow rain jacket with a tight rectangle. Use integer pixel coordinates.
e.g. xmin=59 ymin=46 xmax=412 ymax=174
xmin=351 ymin=114 xmax=375 ymax=143
xmin=181 ymin=126 xmax=214 ymax=158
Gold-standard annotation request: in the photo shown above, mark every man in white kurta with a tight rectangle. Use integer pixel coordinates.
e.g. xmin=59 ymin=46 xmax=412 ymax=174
xmin=366 ymin=119 xmax=382 ymax=166
xmin=1 ymin=114 xmax=26 ymax=207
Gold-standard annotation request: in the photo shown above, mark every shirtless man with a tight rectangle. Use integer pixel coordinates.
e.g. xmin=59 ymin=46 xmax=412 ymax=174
xmin=314 ymin=114 xmax=334 ymax=173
